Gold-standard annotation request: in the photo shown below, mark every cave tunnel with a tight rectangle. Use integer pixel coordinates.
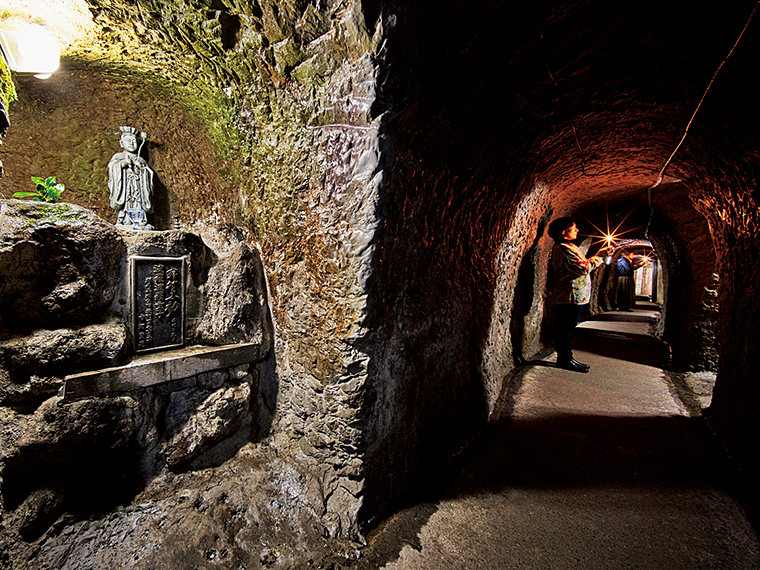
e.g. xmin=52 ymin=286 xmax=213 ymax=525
xmin=1 ymin=0 xmax=760 ymax=565
xmin=360 ymin=0 xmax=759 ymax=525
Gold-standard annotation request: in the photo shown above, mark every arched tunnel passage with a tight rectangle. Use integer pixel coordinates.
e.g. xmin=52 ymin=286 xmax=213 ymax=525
xmin=360 ymin=0 xmax=760 ymax=530
xmin=484 ymin=180 xmax=718 ymax=417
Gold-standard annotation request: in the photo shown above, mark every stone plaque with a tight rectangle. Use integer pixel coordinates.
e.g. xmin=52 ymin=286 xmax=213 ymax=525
xmin=130 ymin=256 xmax=186 ymax=353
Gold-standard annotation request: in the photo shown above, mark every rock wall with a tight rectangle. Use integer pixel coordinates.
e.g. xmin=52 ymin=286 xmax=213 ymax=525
xmin=207 ymin=2 xmax=387 ymax=538
xmin=1 ymin=0 xmax=390 ymax=541
xmin=357 ymin=3 xmax=547 ymax=523
xmin=647 ymin=187 xmax=718 ymax=372
xmin=691 ymin=166 xmax=760 ymax=488
xmin=482 ymin=186 xmax=552 ymax=412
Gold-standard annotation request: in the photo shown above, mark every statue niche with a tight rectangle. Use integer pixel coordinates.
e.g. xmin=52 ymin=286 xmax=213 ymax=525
xmin=108 ymin=126 xmax=155 ymax=230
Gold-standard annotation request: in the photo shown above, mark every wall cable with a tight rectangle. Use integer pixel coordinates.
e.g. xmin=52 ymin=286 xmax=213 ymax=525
xmin=645 ymin=1 xmax=760 ymax=236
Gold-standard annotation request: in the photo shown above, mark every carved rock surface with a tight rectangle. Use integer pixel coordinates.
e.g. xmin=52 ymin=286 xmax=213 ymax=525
xmin=197 ymin=243 xmax=272 ymax=349
xmin=0 ymin=321 xmax=128 ymax=411
xmin=16 ymin=488 xmax=65 ymax=541
xmin=0 ymin=200 xmax=125 ymax=331
xmin=1 ymin=445 xmax=359 ymax=570
xmin=0 ymin=321 xmax=128 ymax=374
xmin=0 ymin=373 xmax=61 ymax=414
xmin=163 ymin=380 xmax=252 ymax=470
xmin=0 ymin=396 xmax=140 ymax=517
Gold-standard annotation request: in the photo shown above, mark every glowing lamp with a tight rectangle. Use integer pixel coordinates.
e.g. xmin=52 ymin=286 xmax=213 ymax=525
xmin=0 ymin=25 xmax=60 ymax=79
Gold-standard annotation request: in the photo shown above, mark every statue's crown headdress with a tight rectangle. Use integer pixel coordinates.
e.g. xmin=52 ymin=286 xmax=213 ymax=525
xmin=119 ymin=126 xmax=146 ymax=139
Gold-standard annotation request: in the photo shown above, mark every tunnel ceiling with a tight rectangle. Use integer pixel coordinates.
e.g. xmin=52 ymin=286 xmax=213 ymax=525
xmin=4 ymin=0 xmax=759 ymax=219
xmin=385 ymin=0 xmax=760 ymax=222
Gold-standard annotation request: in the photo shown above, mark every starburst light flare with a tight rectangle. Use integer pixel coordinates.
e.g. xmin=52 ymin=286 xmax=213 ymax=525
xmin=582 ymin=213 xmax=642 ymax=253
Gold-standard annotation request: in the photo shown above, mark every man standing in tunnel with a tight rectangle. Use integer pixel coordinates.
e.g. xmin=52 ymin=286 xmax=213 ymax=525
xmin=548 ymin=217 xmax=607 ymax=372
xmin=611 ymin=249 xmax=648 ymax=311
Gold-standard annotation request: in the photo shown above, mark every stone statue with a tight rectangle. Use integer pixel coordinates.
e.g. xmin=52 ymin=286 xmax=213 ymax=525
xmin=108 ymin=126 xmax=154 ymax=230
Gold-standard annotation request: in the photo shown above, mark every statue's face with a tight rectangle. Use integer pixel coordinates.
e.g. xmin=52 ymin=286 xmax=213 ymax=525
xmin=121 ymin=134 xmax=139 ymax=152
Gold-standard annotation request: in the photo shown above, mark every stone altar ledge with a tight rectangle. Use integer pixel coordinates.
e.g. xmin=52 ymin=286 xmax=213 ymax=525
xmin=63 ymin=343 xmax=262 ymax=401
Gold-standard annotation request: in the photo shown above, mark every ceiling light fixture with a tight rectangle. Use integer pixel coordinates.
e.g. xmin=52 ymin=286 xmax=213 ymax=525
xmin=0 ymin=25 xmax=61 ymax=79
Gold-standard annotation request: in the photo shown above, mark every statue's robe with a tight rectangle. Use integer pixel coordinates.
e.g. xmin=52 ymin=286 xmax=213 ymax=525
xmin=108 ymin=152 xmax=154 ymax=220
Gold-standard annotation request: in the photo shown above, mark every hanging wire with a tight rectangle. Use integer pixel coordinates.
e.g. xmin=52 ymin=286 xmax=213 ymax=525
xmin=645 ymin=1 xmax=760 ymax=237
xmin=547 ymin=63 xmax=590 ymax=177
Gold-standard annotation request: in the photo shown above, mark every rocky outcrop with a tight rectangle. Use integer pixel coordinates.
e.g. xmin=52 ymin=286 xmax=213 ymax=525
xmin=162 ymin=375 xmax=253 ymax=470
xmin=0 ymin=320 xmax=128 ymax=411
xmin=0 ymin=201 xmax=124 ymax=332
xmin=0 ymin=395 xmax=141 ymax=517
xmin=0 ymin=201 xmax=131 ymax=413
xmin=197 ymin=242 xmax=272 ymax=347
xmin=0 ymin=200 xmax=274 ymax=558
xmin=1 ymin=443 xmax=362 ymax=570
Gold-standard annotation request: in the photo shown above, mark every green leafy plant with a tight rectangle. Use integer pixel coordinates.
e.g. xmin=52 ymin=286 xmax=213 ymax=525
xmin=0 ymin=53 xmax=17 ymax=112
xmin=13 ymin=176 xmax=66 ymax=202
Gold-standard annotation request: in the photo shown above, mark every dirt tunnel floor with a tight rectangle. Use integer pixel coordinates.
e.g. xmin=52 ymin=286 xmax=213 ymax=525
xmin=356 ymin=306 xmax=760 ymax=570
